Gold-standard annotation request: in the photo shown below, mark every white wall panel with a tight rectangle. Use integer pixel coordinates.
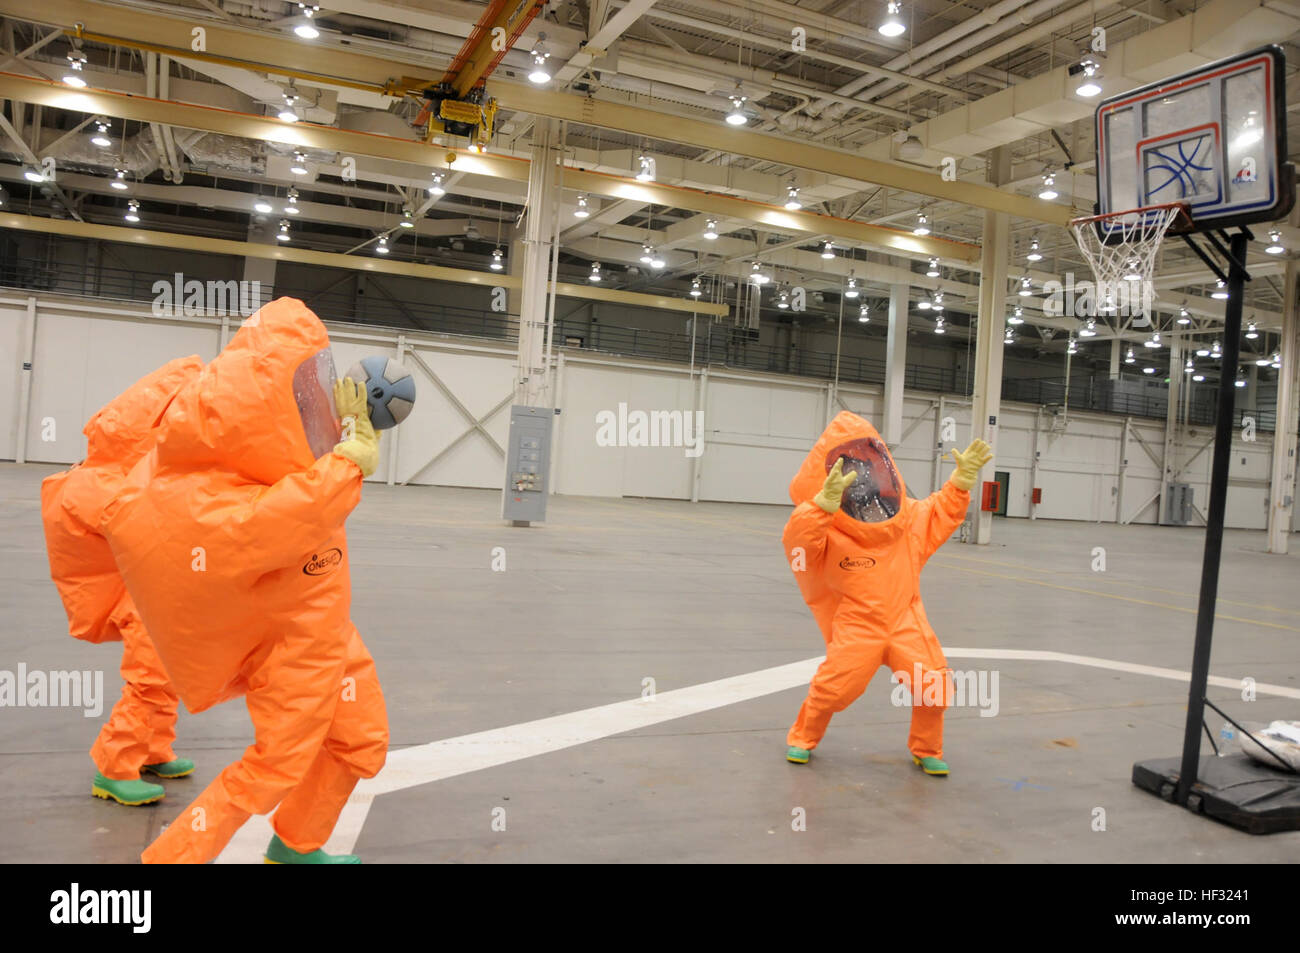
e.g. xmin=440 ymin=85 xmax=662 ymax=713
xmin=2 ymin=291 xmax=1293 ymax=537
xmin=0 ymin=301 xmax=27 ymax=460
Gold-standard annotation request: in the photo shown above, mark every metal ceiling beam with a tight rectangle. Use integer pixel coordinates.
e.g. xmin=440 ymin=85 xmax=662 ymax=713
xmin=0 ymin=72 xmax=978 ymax=261
xmin=0 ymin=210 xmax=727 ymax=315
xmin=0 ymin=0 xmax=1071 ymax=227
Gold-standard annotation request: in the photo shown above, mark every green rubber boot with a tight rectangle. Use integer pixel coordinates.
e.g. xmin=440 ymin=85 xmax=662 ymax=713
xmin=91 ymin=773 xmax=165 ymax=806
xmin=786 ymin=745 xmax=811 ymax=764
xmin=911 ymin=754 xmax=949 ymax=776
xmin=143 ymin=758 xmax=195 ymax=779
xmin=264 ymin=834 xmax=361 ymax=865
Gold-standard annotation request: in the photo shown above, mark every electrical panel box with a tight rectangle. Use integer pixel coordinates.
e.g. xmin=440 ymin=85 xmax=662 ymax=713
xmin=502 ymin=405 xmax=553 ymax=525
xmin=1164 ymin=482 xmax=1194 ymax=526
xmin=980 ymin=480 xmax=1001 ymax=512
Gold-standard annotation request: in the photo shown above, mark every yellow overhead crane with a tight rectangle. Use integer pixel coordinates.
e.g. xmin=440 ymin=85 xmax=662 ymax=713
xmin=393 ymin=0 xmax=547 ymax=153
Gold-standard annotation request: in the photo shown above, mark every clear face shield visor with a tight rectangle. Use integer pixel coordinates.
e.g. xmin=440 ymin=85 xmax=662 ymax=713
xmin=291 ymin=348 xmax=342 ymax=459
xmin=826 ymin=437 xmax=904 ymax=523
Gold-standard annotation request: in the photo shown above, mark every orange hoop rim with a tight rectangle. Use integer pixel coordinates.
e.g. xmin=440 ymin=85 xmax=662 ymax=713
xmin=1069 ymin=202 xmax=1195 ymax=234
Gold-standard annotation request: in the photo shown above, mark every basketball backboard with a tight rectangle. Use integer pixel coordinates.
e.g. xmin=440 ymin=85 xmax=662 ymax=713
xmin=1094 ymin=45 xmax=1294 ymax=236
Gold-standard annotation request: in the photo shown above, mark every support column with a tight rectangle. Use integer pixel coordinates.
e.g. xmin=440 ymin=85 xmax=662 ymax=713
xmin=1159 ymin=336 xmax=1183 ymax=525
xmin=514 ymin=118 xmax=561 ymax=408
xmin=1267 ymin=258 xmax=1299 ymax=553
xmin=882 ymin=282 xmax=908 ymax=444
xmin=968 ymin=147 xmax=1010 ymax=545
xmin=1109 ymin=338 xmax=1121 ymax=379
xmin=243 ymin=221 xmax=277 ymax=307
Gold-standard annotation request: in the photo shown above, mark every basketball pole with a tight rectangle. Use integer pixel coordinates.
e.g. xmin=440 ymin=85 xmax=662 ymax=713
xmin=1174 ymin=229 xmax=1248 ymax=806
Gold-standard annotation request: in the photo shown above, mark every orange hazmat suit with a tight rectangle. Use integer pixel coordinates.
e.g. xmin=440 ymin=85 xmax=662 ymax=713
xmin=101 ymin=297 xmax=388 ymax=864
xmin=785 ymin=411 xmax=971 ymax=758
xmin=41 ymin=356 xmax=203 ymax=780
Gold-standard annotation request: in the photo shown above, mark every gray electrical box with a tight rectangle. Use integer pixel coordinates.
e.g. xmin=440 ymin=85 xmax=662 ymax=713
xmin=502 ymin=405 xmax=554 ymax=525
xmin=1164 ymin=482 xmax=1194 ymax=526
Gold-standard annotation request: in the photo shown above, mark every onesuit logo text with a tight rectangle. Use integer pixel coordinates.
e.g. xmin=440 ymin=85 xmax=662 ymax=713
xmin=0 ymin=665 xmax=104 ymax=717
xmin=595 ymin=403 xmax=705 ymax=458
xmin=49 ymin=883 xmax=151 ymax=933
xmin=303 ymin=548 xmax=343 ymax=575
xmin=839 ymin=555 xmax=876 ymax=570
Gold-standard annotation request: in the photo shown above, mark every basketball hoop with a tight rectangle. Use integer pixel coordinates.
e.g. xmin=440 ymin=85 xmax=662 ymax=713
xmin=1069 ymin=203 xmax=1192 ymax=317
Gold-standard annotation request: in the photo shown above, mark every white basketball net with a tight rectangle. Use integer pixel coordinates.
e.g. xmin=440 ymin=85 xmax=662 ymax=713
xmin=1069 ymin=205 xmax=1185 ymax=317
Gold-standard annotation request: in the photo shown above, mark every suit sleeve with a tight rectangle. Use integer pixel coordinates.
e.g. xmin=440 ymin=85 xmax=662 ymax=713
xmin=908 ymin=477 xmax=971 ymax=564
xmin=227 ymin=452 xmax=363 ymax=570
xmin=782 ymin=500 xmax=834 ymax=568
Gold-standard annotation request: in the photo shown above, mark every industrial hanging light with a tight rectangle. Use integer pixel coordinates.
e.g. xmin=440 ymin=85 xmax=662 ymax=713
xmin=294 ymin=3 xmax=321 ymax=38
xmin=1266 ymin=230 xmax=1285 ymax=254
xmin=1079 ymin=318 xmax=1097 ymax=337
xmin=1075 ymin=55 xmax=1103 ymax=97
xmin=1185 ymin=357 xmax=1195 ymax=372
xmin=1008 ymin=306 xmax=1024 ymax=325
xmin=284 ymin=188 xmax=301 ymax=214
xmin=1122 ymin=256 xmax=1143 ymax=281
xmin=589 ymin=261 xmax=602 ymax=283
xmin=1142 ymin=365 xmax=1156 ymax=374
xmin=783 ymin=184 xmax=801 ymax=211
xmin=1019 ymin=275 xmax=1032 ymax=296
xmin=1196 ymin=342 xmax=1211 ymax=357
xmin=253 ymin=198 xmax=273 ymax=214
xmin=290 ymin=151 xmax=309 ymax=175
xmin=859 ymin=303 xmax=870 ymax=323
xmin=934 ymin=316 xmax=946 ymax=335
xmin=650 ymin=248 xmax=665 ymax=269
xmin=124 ymin=199 xmax=140 ymax=223
xmin=913 ymin=211 xmax=930 ymax=236
xmin=926 ymin=257 xmax=940 ymax=277
xmin=916 ymin=296 xmax=931 ymax=311
xmin=276 ymin=219 xmax=291 ymax=242
xmin=375 ymin=234 xmax=390 ymax=254
xmin=400 ymin=205 xmax=416 ymax=228
xmin=63 ymin=48 xmax=88 ymax=87
xmin=1211 ymin=339 xmax=1222 ymax=358
xmin=1211 ymin=279 xmax=1228 ymax=299
xmin=1145 ymin=331 xmax=1161 ymax=348
xmin=528 ymin=34 xmax=552 ymax=84
xmin=878 ymin=1 xmax=906 ymax=38
xmin=574 ymin=194 xmax=590 ymax=218
xmin=1177 ymin=304 xmax=1191 ymax=325
xmin=490 ymin=247 xmax=504 ymax=271
xmin=931 ymin=291 xmax=944 ymax=312
xmin=725 ymin=89 xmax=749 ymax=126
xmin=428 ymin=172 xmax=446 ymax=196
xmin=690 ymin=276 xmax=702 ymax=297
xmin=1125 ymin=347 xmax=1136 ymax=364
xmin=777 ymin=287 xmax=790 ymax=309
xmin=703 ymin=219 xmax=718 ymax=240
xmin=822 ymin=241 xmax=835 ymax=260
xmin=640 ymin=244 xmax=654 ymax=265
xmin=1245 ymin=320 xmax=1259 ymax=340
xmin=635 ymin=154 xmax=655 ymax=182
xmin=23 ymin=166 xmax=45 ymax=183
xmin=90 ymin=120 xmax=112 ymax=148
xmin=1026 ymin=237 xmax=1042 ymax=262
xmin=1004 ymin=326 xmax=1015 ymax=344
xmin=843 ymin=273 xmax=859 ymax=299
xmin=1038 ymin=170 xmax=1058 ymax=201
xmin=750 ymin=261 xmax=769 ymax=285
xmin=109 ymin=167 xmax=128 ymax=190
xmin=1067 ymin=336 xmax=1078 ymax=355
xmin=1234 ymin=374 xmax=1247 ymax=388
xmin=278 ymin=88 xmax=300 ymax=123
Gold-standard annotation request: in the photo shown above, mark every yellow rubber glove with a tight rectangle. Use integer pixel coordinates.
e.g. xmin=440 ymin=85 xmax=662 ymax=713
xmin=813 ymin=457 xmax=858 ymax=513
xmin=332 ymin=377 xmax=379 ymax=477
xmin=949 ymin=438 xmax=993 ymax=491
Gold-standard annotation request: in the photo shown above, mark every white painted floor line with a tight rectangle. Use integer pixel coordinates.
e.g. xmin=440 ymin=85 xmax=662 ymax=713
xmin=214 ymin=649 xmax=1298 ymax=862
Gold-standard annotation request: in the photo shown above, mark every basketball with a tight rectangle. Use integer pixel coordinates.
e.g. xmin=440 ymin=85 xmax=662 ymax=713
xmin=345 ymin=355 xmax=416 ymax=430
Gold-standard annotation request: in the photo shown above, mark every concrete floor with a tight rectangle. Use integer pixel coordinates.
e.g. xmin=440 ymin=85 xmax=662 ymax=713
xmin=3 ymin=460 xmax=1299 ymax=863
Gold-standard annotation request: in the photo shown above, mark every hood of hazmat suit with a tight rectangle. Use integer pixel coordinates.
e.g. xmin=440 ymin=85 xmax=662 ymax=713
xmin=102 ymin=298 xmax=362 ymax=713
xmin=41 ymin=356 xmax=203 ymax=643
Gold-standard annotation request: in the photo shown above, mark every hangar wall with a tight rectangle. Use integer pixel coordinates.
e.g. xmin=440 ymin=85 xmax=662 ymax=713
xmin=0 ymin=291 xmax=1287 ymax=531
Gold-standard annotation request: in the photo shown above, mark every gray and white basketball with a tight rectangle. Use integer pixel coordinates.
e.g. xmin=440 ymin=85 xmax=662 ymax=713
xmin=345 ymin=355 xmax=416 ymax=430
